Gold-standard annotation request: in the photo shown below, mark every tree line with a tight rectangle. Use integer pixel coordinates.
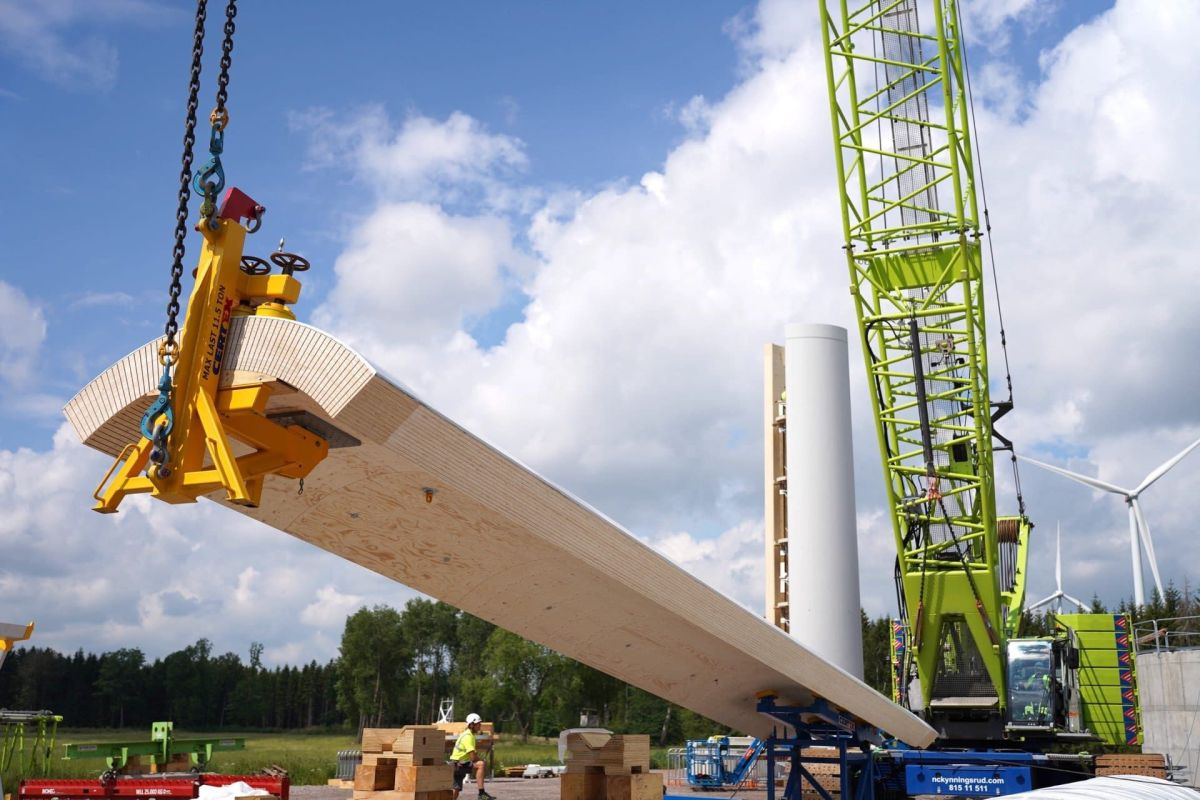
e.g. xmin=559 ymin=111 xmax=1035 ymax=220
xmin=4 ymin=588 xmax=1197 ymax=741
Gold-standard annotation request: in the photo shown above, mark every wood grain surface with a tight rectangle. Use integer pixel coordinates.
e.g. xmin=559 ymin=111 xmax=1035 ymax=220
xmin=65 ymin=317 xmax=937 ymax=748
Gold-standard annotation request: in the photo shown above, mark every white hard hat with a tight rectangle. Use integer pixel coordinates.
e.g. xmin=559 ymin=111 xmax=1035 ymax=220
xmin=465 ymin=713 xmax=482 ymax=725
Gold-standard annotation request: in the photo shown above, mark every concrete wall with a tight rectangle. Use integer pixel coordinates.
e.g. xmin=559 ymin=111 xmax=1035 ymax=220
xmin=1139 ymin=649 xmax=1200 ymax=786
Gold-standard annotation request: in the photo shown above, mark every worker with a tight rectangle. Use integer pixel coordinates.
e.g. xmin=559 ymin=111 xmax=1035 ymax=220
xmin=450 ymin=713 xmax=496 ymax=800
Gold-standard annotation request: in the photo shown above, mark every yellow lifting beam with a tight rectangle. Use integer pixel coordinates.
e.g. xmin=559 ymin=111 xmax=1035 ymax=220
xmin=93 ymin=194 xmax=329 ymax=514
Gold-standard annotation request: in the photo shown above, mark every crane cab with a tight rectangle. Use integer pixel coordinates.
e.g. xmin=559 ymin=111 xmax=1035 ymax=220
xmin=1004 ymin=636 xmax=1084 ymax=739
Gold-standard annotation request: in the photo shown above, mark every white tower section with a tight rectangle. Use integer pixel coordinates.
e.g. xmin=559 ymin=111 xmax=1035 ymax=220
xmin=783 ymin=323 xmax=864 ymax=680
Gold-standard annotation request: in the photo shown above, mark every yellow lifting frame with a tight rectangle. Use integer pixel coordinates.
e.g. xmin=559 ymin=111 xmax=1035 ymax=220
xmin=93 ymin=217 xmax=329 ymax=514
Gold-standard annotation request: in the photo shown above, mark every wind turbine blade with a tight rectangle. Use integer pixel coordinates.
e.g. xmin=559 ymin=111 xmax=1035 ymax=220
xmin=1129 ymin=504 xmax=1145 ymax=607
xmin=1135 ymin=435 xmax=1200 ymax=495
xmin=1132 ymin=498 xmax=1165 ymax=601
xmin=1061 ymin=592 xmax=1089 ymax=613
xmin=1029 ymin=592 xmax=1059 ymax=611
xmin=1017 ymin=454 xmax=1128 ymax=496
xmin=1055 ymin=523 xmax=1063 ymax=590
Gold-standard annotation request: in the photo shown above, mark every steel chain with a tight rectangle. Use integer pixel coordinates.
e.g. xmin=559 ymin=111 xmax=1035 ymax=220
xmin=215 ymin=0 xmax=237 ymax=118
xmin=162 ymin=0 xmax=209 ymax=362
xmin=197 ymin=0 xmax=238 ymax=226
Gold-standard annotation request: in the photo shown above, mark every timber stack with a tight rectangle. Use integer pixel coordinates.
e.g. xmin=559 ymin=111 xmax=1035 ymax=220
xmin=1093 ymin=753 xmax=1168 ymax=779
xmin=798 ymin=748 xmax=839 ymax=797
xmin=561 ymin=733 xmax=660 ymax=800
xmin=355 ymin=727 xmax=452 ymax=800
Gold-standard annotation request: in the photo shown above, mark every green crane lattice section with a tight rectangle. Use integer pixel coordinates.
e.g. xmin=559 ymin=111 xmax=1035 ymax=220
xmin=819 ymin=0 xmax=1030 ymax=728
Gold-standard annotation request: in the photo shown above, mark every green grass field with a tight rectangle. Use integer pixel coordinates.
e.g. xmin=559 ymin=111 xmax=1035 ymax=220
xmin=4 ymin=730 xmax=672 ymax=787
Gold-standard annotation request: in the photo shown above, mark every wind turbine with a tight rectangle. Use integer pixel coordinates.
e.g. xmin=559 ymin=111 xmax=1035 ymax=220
xmin=1019 ymin=435 xmax=1200 ymax=607
xmin=1028 ymin=524 xmax=1088 ymax=614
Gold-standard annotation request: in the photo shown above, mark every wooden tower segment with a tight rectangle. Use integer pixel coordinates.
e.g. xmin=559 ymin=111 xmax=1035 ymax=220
xmin=763 ymin=344 xmax=788 ymax=632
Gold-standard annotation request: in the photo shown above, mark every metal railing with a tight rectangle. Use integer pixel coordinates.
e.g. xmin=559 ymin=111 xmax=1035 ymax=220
xmin=665 ymin=747 xmax=687 ymax=787
xmin=664 ymin=745 xmax=787 ymax=790
xmin=1133 ymin=616 xmax=1200 ymax=653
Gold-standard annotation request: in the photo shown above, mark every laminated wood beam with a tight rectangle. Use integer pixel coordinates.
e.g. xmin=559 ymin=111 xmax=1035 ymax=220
xmin=65 ymin=316 xmax=937 ymax=748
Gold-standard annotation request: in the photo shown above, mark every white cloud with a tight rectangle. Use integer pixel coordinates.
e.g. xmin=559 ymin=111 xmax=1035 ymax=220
xmin=0 ymin=424 xmax=417 ymax=664
xmin=300 ymin=586 xmax=366 ymax=628
xmin=312 ymin=203 xmax=518 ymax=350
xmin=309 ymin=0 xmax=1200 ymax=620
xmin=0 ymin=0 xmax=176 ymax=91
xmin=7 ymin=0 xmax=1199 ymax=670
xmin=70 ymin=291 xmax=134 ymax=309
xmin=0 ymin=280 xmax=47 ymax=388
xmin=962 ymin=0 xmax=1057 ymax=51
xmin=293 ymin=106 xmax=529 ymax=210
xmin=644 ymin=521 xmax=764 ymax=611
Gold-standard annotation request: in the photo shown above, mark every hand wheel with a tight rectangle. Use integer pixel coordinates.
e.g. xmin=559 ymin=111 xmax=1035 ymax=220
xmin=270 ymin=251 xmax=310 ymax=275
xmin=240 ymin=255 xmax=271 ymax=275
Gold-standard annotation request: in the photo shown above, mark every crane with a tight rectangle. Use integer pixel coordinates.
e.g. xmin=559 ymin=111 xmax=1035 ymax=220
xmin=817 ymin=0 xmax=1030 ymax=741
xmin=813 ymin=0 xmax=1159 ymax=755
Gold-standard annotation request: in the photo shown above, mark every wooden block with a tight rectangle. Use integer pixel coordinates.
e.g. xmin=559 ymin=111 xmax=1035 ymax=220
xmin=393 ymin=727 xmax=446 ymax=762
xmin=433 ymin=722 xmax=495 ymax=736
xmin=605 ymin=773 xmax=661 ymax=800
xmin=363 ymin=728 xmax=410 ymax=753
xmin=363 ymin=753 xmax=400 ymax=766
xmin=355 ymin=763 xmax=397 ymax=791
xmin=153 ymin=756 xmax=193 ymax=774
xmin=560 ymin=771 xmax=606 ymax=800
xmin=359 ymin=792 xmax=454 ymax=800
xmin=394 ymin=764 xmax=452 ymax=793
xmin=393 ymin=753 xmax=443 ymax=767
xmin=564 ymin=734 xmax=650 ymax=775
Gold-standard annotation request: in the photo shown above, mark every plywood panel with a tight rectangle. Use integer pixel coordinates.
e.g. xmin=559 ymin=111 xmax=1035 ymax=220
xmin=65 ymin=318 xmax=937 ymax=748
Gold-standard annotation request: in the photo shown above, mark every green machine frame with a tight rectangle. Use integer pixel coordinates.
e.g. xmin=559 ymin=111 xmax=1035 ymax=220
xmin=1 ymin=711 xmax=61 ymax=782
xmin=64 ymin=722 xmax=244 ymax=772
xmin=818 ymin=0 xmax=1030 ymax=736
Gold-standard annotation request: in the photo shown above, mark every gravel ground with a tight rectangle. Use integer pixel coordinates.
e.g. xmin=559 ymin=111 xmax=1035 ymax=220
xmin=289 ymin=775 xmax=767 ymax=800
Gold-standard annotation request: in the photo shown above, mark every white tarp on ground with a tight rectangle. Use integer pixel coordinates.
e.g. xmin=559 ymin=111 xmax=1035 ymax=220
xmin=197 ymin=781 xmax=270 ymax=800
xmin=1012 ymin=776 xmax=1198 ymax=798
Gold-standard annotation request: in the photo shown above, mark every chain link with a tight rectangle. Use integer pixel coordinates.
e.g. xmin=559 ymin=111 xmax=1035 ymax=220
xmin=196 ymin=0 xmax=238 ymax=226
xmin=215 ymin=1 xmax=237 ymax=120
xmin=162 ymin=0 xmax=209 ymax=361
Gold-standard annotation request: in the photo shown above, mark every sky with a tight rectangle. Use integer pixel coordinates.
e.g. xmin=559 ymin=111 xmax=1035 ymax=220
xmin=2 ymin=0 xmax=1197 ymax=669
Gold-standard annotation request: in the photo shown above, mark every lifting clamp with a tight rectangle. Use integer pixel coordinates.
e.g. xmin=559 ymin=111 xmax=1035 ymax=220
xmin=92 ymin=188 xmax=329 ymax=514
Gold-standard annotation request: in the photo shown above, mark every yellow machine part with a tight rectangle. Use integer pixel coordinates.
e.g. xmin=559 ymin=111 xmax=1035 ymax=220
xmin=93 ymin=218 xmax=329 ymax=513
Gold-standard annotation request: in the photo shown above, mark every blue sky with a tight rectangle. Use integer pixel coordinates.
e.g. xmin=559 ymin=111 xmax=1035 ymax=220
xmin=0 ymin=1 xmax=747 ymax=448
xmin=3 ymin=0 xmax=1198 ymax=665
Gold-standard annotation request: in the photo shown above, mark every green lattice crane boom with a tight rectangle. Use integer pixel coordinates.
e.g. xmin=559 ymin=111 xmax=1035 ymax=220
xmin=818 ymin=0 xmax=1032 ymax=740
